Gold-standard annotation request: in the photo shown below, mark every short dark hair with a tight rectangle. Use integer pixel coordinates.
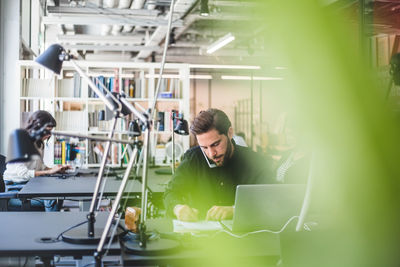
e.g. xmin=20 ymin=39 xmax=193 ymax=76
xmin=190 ymin=108 xmax=231 ymax=136
xmin=25 ymin=110 xmax=57 ymax=134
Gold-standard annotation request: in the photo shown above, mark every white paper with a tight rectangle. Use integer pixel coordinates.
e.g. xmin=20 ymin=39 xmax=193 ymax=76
xmin=173 ymin=219 xmax=223 ymax=233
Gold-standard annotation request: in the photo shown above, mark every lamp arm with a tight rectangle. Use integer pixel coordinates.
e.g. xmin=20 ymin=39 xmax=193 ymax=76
xmin=140 ymin=128 xmax=150 ymax=226
xmin=70 ymin=60 xmax=118 ymax=113
xmin=134 ymin=102 xmax=149 ymax=116
xmin=88 ymin=117 xmax=118 ymax=217
xmin=96 ymin=144 xmax=140 ymax=261
xmin=149 ymin=0 xmax=176 ymax=120
xmin=95 ymin=76 xmax=123 ymax=112
xmin=119 ymin=97 xmax=148 ymax=125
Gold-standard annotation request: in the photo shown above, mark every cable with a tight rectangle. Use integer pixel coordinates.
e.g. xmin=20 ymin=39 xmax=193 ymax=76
xmin=56 ymin=220 xmax=88 ymax=241
xmin=191 ymin=216 xmax=300 ymax=239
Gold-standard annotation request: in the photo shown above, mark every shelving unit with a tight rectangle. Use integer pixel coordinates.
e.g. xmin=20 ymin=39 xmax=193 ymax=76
xmin=17 ymin=60 xmax=190 ymax=168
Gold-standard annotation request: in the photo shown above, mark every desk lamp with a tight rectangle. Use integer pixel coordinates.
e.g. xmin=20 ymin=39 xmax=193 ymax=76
xmin=386 ymin=53 xmax=400 ymax=100
xmin=6 ymin=129 xmax=40 ymax=163
xmin=91 ymin=99 xmax=179 ymax=267
xmin=35 ymin=44 xmax=128 ymax=244
xmin=155 ymin=113 xmax=189 ymax=175
xmin=171 ymin=115 xmax=189 ymax=174
xmin=95 ymin=0 xmax=181 ymax=262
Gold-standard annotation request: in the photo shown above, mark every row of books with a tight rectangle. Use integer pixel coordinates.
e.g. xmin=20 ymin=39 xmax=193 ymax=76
xmin=21 ymin=78 xmax=53 ymax=97
xmin=55 ymin=111 xmax=88 ymax=132
xmin=57 ymin=72 xmax=81 ymax=97
xmin=156 ymin=78 xmax=182 ymax=99
xmin=22 ymin=75 xmax=181 ymax=100
xmin=88 ymin=75 xmax=119 ymax=98
xmin=22 ymin=75 xmax=82 ymax=98
xmin=87 ymin=140 xmax=120 ymax=165
xmin=54 ymin=139 xmax=86 ymax=166
xmin=121 ymin=77 xmax=147 ymax=98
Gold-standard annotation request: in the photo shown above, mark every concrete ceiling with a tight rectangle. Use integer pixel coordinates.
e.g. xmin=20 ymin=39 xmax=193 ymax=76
xmin=40 ymin=0 xmax=265 ymax=65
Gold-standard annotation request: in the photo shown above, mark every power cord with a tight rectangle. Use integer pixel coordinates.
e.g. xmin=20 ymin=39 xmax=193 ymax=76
xmin=191 ymin=216 xmax=300 ymax=239
xmin=56 ymin=220 xmax=88 ymax=241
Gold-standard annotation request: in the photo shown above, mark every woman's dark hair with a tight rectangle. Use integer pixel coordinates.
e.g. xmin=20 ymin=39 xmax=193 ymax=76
xmin=190 ymin=108 xmax=231 ymax=136
xmin=25 ymin=110 xmax=56 ymax=146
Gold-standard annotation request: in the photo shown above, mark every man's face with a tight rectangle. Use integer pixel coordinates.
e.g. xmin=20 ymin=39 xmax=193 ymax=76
xmin=196 ymin=128 xmax=233 ymax=167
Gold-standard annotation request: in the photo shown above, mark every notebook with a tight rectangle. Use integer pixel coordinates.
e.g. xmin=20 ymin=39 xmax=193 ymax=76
xmin=221 ymin=184 xmax=306 ymax=233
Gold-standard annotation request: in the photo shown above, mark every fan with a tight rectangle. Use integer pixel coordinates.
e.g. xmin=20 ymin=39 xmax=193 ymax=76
xmin=165 ymin=141 xmax=184 ymax=163
xmin=155 ymin=141 xmax=183 ymax=175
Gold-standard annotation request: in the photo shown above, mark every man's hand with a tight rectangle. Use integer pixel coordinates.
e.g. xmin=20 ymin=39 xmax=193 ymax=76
xmin=206 ymin=206 xmax=234 ymax=221
xmin=173 ymin=204 xmax=199 ymax=222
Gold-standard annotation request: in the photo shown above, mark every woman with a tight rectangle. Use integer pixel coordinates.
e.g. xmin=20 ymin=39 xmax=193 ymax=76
xmin=4 ymin=110 xmax=69 ymax=211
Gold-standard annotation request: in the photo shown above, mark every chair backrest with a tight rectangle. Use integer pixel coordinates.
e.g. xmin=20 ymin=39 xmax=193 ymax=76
xmin=0 ymin=154 xmax=6 ymax=193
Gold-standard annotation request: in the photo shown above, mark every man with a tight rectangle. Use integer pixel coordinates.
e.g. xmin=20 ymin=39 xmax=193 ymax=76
xmin=164 ymin=109 xmax=273 ymax=222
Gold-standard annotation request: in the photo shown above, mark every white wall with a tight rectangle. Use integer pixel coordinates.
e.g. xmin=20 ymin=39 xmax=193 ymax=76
xmin=0 ymin=0 xmax=20 ymax=155
xmin=190 ymin=78 xmax=287 ymax=149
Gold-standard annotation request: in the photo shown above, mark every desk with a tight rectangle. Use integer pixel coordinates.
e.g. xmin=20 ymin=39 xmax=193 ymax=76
xmin=17 ymin=176 xmax=149 ymax=199
xmin=18 ymin=169 xmax=169 ymax=199
xmin=121 ymin=219 xmax=281 ymax=267
xmin=16 ymin=174 xmax=169 ymax=212
xmin=0 ymin=212 xmax=120 ymax=258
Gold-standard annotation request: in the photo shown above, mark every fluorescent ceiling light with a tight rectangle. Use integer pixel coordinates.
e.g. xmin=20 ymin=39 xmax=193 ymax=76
xmin=221 ymin=75 xmax=283 ymax=81
xmin=206 ymin=33 xmax=235 ymax=54
xmin=145 ymin=74 xmax=213 ymax=79
xmin=190 ymin=74 xmax=212 ymax=79
xmin=274 ymin=67 xmax=287 ymax=70
xmin=189 ymin=64 xmax=260 ymax=70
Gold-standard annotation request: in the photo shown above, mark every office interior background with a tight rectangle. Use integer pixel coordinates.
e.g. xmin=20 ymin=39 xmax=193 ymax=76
xmin=1 ymin=0 xmax=400 ymax=266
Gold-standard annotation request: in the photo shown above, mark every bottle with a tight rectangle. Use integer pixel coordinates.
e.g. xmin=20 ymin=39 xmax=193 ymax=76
xmin=129 ymin=80 xmax=135 ymax=97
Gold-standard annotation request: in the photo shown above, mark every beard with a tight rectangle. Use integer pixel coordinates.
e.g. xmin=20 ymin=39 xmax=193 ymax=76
xmin=211 ymin=138 xmax=233 ymax=167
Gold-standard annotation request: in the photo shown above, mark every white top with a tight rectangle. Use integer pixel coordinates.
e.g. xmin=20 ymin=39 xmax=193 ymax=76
xmin=3 ymin=143 xmax=46 ymax=184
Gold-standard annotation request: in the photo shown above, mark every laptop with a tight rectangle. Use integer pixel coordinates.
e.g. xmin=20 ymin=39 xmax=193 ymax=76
xmin=221 ymin=184 xmax=306 ymax=233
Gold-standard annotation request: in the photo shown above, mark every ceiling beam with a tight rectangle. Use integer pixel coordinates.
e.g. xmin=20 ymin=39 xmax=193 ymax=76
xmin=57 ymin=34 xmax=145 ymax=45
xmin=47 ymin=6 xmax=160 ymax=16
xmin=63 ymin=44 xmax=159 ymax=51
xmin=42 ymin=15 xmax=184 ymax=27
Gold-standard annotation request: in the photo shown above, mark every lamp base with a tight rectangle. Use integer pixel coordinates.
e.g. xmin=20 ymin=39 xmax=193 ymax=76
xmin=62 ymin=226 xmax=117 ymax=245
xmin=123 ymin=233 xmax=180 ymax=255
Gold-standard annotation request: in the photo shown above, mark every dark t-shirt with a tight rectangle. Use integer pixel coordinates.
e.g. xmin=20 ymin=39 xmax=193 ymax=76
xmin=164 ymin=143 xmax=274 ymax=218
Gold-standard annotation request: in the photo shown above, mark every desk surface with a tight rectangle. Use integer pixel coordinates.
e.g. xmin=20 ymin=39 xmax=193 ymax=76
xmin=17 ymin=175 xmax=166 ymax=199
xmin=0 ymin=212 xmax=120 ymax=257
xmin=121 ymin=218 xmax=281 ymax=266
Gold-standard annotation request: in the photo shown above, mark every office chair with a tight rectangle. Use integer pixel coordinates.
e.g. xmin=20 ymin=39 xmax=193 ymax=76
xmin=0 ymin=154 xmax=18 ymax=211
xmin=0 ymin=154 xmax=44 ymax=211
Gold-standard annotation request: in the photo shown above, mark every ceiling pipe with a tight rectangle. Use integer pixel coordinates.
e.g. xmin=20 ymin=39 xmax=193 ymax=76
xmin=111 ymin=0 xmax=132 ymax=35
xmin=101 ymin=0 xmax=118 ymax=35
xmin=122 ymin=0 xmax=145 ymax=33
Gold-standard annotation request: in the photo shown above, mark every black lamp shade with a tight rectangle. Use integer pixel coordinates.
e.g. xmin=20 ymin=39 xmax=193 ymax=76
xmin=7 ymin=129 xmax=40 ymax=163
xmin=35 ymin=44 xmax=66 ymax=75
xmin=129 ymin=120 xmax=141 ymax=137
xmin=174 ymin=119 xmax=189 ymax=135
xmin=390 ymin=53 xmax=400 ymax=86
xmin=200 ymin=0 xmax=209 ymax=16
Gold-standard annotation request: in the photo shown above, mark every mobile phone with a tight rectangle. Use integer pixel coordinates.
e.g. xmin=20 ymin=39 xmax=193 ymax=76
xmin=200 ymin=147 xmax=217 ymax=168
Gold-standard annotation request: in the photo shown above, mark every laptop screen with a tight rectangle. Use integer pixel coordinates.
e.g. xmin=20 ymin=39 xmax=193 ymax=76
xmin=231 ymin=184 xmax=306 ymax=232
